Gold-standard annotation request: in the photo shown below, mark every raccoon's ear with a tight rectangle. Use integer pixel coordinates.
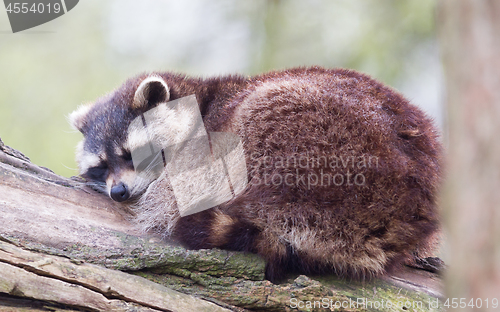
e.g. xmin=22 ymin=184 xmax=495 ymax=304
xmin=68 ymin=104 xmax=93 ymax=133
xmin=132 ymin=76 xmax=170 ymax=109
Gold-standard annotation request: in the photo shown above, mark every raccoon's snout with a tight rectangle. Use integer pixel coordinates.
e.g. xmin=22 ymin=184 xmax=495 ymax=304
xmin=110 ymin=182 xmax=130 ymax=202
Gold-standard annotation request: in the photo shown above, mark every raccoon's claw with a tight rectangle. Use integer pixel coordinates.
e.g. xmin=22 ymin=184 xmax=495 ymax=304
xmin=409 ymin=256 xmax=446 ymax=274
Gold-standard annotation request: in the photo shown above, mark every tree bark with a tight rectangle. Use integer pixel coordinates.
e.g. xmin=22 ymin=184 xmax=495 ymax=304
xmin=438 ymin=0 xmax=500 ymax=310
xmin=0 ymin=138 xmax=444 ymax=311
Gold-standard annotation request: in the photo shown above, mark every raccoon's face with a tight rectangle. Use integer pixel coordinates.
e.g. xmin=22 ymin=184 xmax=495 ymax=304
xmin=69 ymin=76 xmax=170 ymax=202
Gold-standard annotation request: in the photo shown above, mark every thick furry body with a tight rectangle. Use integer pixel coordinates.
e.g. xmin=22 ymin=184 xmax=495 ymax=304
xmin=70 ymin=67 xmax=442 ymax=281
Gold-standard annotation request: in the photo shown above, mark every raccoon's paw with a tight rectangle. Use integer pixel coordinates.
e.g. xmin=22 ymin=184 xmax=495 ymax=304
xmin=406 ymin=256 xmax=446 ymax=274
xmin=131 ymin=173 xmax=180 ymax=237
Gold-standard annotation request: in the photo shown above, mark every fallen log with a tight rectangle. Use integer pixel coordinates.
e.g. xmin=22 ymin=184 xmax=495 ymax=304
xmin=0 ymin=138 xmax=444 ymax=311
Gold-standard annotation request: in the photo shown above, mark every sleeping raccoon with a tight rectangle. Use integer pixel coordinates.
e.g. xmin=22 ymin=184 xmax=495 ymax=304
xmin=69 ymin=67 xmax=442 ymax=282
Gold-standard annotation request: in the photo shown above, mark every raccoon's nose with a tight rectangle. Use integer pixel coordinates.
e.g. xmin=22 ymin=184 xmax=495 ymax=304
xmin=110 ymin=182 xmax=130 ymax=202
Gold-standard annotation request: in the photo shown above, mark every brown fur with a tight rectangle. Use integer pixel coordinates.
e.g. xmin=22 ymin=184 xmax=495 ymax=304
xmin=71 ymin=66 xmax=442 ymax=282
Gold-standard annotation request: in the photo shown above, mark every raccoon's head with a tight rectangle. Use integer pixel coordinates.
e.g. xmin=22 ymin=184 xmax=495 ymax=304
xmin=69 ymin=75 xmax=170 ymax=202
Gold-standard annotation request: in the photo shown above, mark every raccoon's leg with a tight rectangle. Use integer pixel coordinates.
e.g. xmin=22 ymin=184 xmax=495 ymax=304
xmin=276 ymin=226 xmax=390 ymax=280
xmin=251 ymin=227 xmax=291 ymax=282
xmin=395 ymin=220 xmax=443 ymax=274
xmin=256 ymin=224 xmax=390 ymax=282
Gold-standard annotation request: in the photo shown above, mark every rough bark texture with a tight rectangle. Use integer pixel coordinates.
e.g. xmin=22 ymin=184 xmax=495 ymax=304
xmin=0 ymin=138 xmax=443 ymax=311
xmin=438 ymin=0 xmax=500 ymax=309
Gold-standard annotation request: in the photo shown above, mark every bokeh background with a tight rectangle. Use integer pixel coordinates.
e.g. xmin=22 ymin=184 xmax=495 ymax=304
xmin=0 ymin=0 xmax=442 ymax=177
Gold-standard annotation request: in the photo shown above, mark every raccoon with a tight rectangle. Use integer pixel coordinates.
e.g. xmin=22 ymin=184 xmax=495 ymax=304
xmin=69 ymin=67 xmax=442 ymax=282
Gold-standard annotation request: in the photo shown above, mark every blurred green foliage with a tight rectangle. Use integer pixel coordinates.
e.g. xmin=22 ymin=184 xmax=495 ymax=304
xmin=0 ymin=0 xmax=437 ymax=177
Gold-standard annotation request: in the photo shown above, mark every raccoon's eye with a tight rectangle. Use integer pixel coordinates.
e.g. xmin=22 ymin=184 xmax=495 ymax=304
xmin=122 ymin=151 xmax=134 ymax=168
xmin=122 ymin=151 xmax=132 ymax=162
xmin=85 ymin=164 xmax=108 ymax=183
